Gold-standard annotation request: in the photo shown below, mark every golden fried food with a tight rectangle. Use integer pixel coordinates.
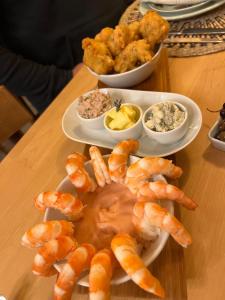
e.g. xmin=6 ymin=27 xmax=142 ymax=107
xmin=128 ymin=21 xmax=141 ymax=42
xmin=95 ymin=27 xmax=114 ymax=44
xmin=82 ymin=38 xmax=114 ymax=74
xmin=139 ymin=11 xmax=169 ymax=47
xmin=107 ymin=24 xmax=131 ymax=57
xmin=114 ymin=40 xmax=153 ymax=73
xmin=82 ymin=11 xmax=169 ymax=75
xmin=107 ymin=22 xmax=141 ymax=57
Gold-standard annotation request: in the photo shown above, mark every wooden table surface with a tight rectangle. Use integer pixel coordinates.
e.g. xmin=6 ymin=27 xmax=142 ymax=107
xmin=1 ymin=49 xmax=225 ymax=300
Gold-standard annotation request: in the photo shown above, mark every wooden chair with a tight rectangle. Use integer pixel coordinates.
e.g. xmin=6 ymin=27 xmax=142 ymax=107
xmin=0 ymin=86 xmax=34 ymax=150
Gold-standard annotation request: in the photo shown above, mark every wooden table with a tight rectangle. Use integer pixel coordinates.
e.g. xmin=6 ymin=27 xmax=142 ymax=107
xmin=0 ymin=49 xmax=225 ymax=300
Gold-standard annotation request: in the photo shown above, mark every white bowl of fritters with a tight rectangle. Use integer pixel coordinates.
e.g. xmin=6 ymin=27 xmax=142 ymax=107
xmin=86 ymin=43 xmax=162 ymax=88
xmin=44 ymin=154 xmax=173 ymax=287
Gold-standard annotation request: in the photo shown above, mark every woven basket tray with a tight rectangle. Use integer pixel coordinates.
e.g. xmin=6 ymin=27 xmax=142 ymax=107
xmin=120 ymin=0 xmax=225 ymax=57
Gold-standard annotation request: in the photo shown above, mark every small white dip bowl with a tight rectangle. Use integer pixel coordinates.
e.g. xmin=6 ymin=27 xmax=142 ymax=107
xmin=104 ymin=103 xmax=143 ymax=141
xmin=76 ymin=89 xmax=112 ymax=130
xmin=142 ymin=101 xmax=189 ymax=145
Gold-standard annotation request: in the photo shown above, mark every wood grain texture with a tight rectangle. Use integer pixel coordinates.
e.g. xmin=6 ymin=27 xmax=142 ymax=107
xmin=0 ymin=86 xmax=33 ymax=142
xmin=169 ymin=52 xmax=225 ymax=300
xmin=1 ymin=49 xmax=225 ymax=300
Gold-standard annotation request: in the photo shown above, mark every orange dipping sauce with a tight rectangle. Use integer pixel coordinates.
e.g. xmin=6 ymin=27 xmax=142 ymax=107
xmin=74 ymin=183 xmax=137 ymax=250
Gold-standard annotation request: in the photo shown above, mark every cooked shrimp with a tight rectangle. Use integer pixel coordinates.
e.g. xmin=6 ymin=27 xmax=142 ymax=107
xmin=54 ymin=243 xmax=96 ymax=300
xmin=137 ymin=181 xmax=197 ymax=210
xmin=89 ymin=249 xmax=113 ymax=300
xmin=125 ymin=157 xmax=183 ymax=194
xmin=133 ymin=202 xmax=192 ymax=247
xmin=108 ymin=139 xmax=139 ymax=184
xmin=89 ymin=146 xmax=111 ymax=187
xmin=32 ymin=236 xmax=77 ymax=277
xmin=21 ymin=220 xmax=74 ymax=248
xmin=34 ymin=192 xmax=84 ymax=220
xmin=111 ymin=233 xmax=165 ymax=298
xmin=66 ymin=152 xmax=96 ymax=193
xmin=133 ymin=214 xmax=160 ymax=241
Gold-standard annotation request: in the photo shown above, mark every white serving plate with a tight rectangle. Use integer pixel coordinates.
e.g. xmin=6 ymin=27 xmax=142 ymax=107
xmin=208 ymin=118 xmax=225 ymax=152
xmin=44 ymin=155 xmax=173 ymax=286
xmin=140 ymin=0 xmax=209 ymax=14
xmin=62 ymin=89 xmax=202 ymax=157
xmin=139 ymin=0 xmax=225 ymax=20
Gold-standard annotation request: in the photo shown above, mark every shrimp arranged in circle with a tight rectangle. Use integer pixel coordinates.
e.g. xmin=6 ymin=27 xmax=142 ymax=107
xmin=22 ymin=136 xmax=197 ymax=299
xmin=66 ymin=152 xmax=96 ymax=193
xmin=108 ymin=139 xmax=139 ymax=184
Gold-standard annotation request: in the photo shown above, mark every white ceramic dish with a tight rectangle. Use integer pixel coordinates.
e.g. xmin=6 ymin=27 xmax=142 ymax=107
xmin=76 ymin=89 xmax=111 ymax=130
xmin=104 ymin=103 xmax=143 ymax=141
xmin=208 ymin=118 xmax=225 ymax=152
xmin=86 ymin=44 xmax=162 ymax=88
xmin=140 ymin=0 xmax=209 ymax=14
xmin=139 ymin=0 xmax=225 ymax=20
xmin=62 ymin=88 xmax=202 ymax=157
xmin=142 ymin=101 xmax=189 ymax=144
xmin=44 ymin=155 xmax=173 ymax=286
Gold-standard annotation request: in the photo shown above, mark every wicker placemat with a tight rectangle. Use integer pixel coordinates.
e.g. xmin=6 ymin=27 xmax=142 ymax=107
xmin=120 ymin=0 xmax=225 ymax=57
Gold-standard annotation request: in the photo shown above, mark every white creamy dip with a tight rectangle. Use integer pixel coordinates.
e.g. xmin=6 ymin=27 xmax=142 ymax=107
xmin=145 ymin=102 xmax=186 ymax=132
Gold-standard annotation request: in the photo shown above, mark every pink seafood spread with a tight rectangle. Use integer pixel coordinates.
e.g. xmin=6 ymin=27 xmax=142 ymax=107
xmin=74 ymin=183 xmax=137 ymax=250
xmin=78 ymin=90 xmax=112 ymax=119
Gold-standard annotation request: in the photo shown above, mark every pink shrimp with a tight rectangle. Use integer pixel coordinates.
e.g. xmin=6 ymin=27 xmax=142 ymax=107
xmin=89 ymin=249 xmax=113 ymax=300
xmin=54 ymin=243 xmax=96 ymax=300
xmin=89 ymin=146 xmax=111 ymax=187
xmin=133 ymin=202 xmax=192 ymax=247
xmin=21 ymin=220 xmax=74 ymax=248
xmin=32 ymin=236 xmax=77 ymax=277
xmin=125 ymin=157 xmax=183 ymax=194
xmin=108 ymin=139 xmax=139 ymax=184
xmin=111 ymin=233 xmax=165 ymax=298
xmin=137 ymin=181 xmax=197 ymax=210
xmin=66 ymin=152 xmax=96 ymax=193
xmin=34 ymin=191 xmax=84 ymax=220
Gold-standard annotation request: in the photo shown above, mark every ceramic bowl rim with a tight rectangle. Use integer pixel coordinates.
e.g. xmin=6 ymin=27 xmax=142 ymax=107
xmin=142 ymin=101 xmax=188 ymax=136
